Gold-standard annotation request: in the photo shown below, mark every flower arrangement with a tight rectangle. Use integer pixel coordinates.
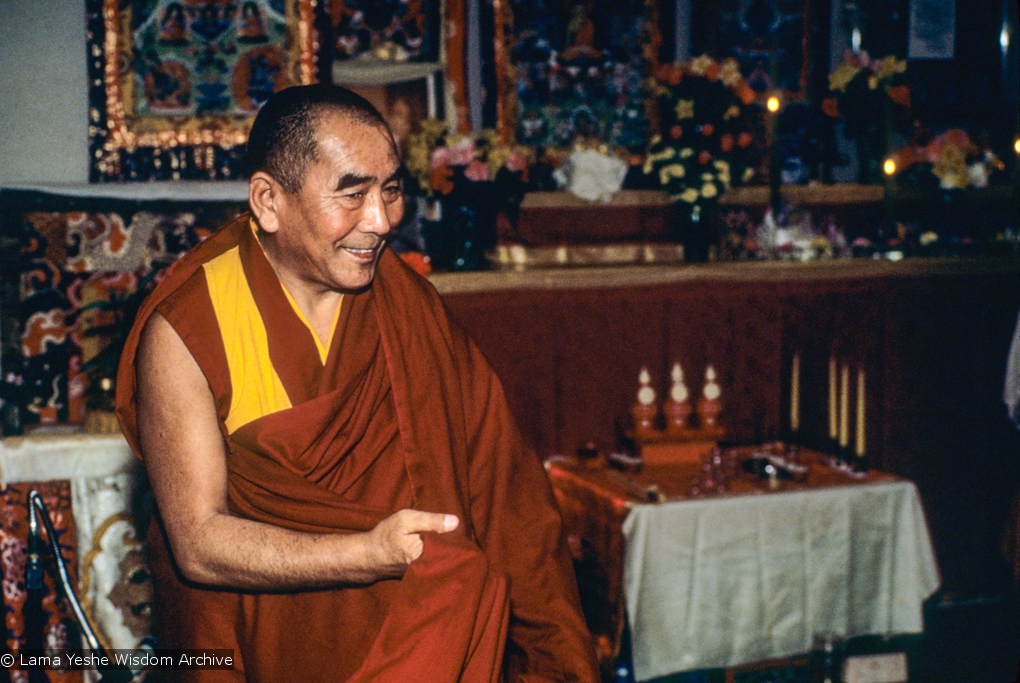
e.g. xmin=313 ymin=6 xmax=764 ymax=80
xmin=403 ymin=121 xmax=533 ymax=270
xmin=404 ymin=120 xmax=533 ymax=200
xmin=823 ymin=51 xmax=911 ymax=131
xmin=892 ymin=128 xmax=1005 ymax=190
xmin=823 ymin=51 xmax=911 ymax=182
xmin=641 ymin=55 xmax=761 ymax=223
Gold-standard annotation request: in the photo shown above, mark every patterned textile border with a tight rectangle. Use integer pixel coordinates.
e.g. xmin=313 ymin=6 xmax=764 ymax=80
xmin=85 ymin=0 xmax=320 ymax=182
xmin=1 ymin=189 xmax=247 ymax=427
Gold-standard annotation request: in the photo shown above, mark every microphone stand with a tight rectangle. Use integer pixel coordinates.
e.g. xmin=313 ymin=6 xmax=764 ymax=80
xmin=24 ymin=501 xmax=47 ymax=683
xmin=26 ymin=491 xmax=136 ymax=683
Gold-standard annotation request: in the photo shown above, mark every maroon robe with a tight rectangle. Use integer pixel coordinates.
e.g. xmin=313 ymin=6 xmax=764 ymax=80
xmin=116 ymin=214 xmax=599 ymax=682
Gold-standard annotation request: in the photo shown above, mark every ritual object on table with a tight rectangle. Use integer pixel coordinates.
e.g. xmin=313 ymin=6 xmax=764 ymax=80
xmin=838 ymin=361 xmax=851 ymax=462
xmin=854 ymin=367 xmax=869 ymax=471
xmin=624 ymin=364 xmax=726 ymax=465
xmin=630 ymin=367 xmax=659 ymax=438
xmin=696 ymin=364 xmax=723 ymax=429
xmin=741 ymin=442 xmax=809 ymax=483
xmin=789 ymin=351 xmax=800 ymax=437
xmin=576 ymin=440 xmax=607 ymax=470
xmin=827 ymin=355 xmax=841 ymax=452
xmin=663 ymin=362 xmax=693 ymax=434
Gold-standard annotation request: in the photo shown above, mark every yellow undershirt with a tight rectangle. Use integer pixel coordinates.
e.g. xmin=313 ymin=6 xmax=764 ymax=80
xmin=201 ymin=227 xmax=342 ymax=433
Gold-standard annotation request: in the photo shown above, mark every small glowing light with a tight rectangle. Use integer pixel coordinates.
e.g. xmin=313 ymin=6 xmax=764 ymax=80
xmin=1001 ymin=23 xmax=1010 ymax=52
xmin=767 ymin=96 xmax=780 ymax=113
xmin=883 ymin=158 xmax=897 ymax=176
xmin=852 ymin=28 xmax=862 ymax=52
xmin=1014 ymin=137 xmax=1020 ymax=156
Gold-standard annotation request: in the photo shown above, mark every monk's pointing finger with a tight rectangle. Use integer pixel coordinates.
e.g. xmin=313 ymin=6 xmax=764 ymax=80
xmin=407 ymin=511 xmax=458 ymax=534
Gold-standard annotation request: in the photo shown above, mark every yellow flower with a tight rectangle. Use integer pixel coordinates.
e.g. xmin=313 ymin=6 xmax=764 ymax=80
xmin=719 ymin=58 xmax=743 ymax=88
xmin=828 ymin=62 xmax=861 ymax=92
xmin=648 ymin=80 xmax=671 ymax=98
xmin=742 ymin=167 xmax=756 ymax=182
xmin=679 ymin=147 xmax=694 ymax=158
xmin=714 ymin=160 xmax=731 ymax=186
xmin=874 ymin=56 xmax=906 ymax=81
xmin=932 ymin=144 xmax=971 ymax=189
xmin=868 ymin=75 xmax=878 ymax=90
xmin=689 ymin=54 xmax=714 ymax=76
xmin=643 ymin=146 xmax=677 ymax=173
xmin=675 ymin=99 xmax=695 ymax=120
xmin=701 ymin=183 xmax=718 ymax=199
xmin=679 ymin=187 xmax=700 ymax=203
xmin=724 ymin=105 xmax=741 ymax=120
xmin=659 ymin=163 xmax=687 ymax=184
xmin=487 ymin=146 xmax=512 ymax=177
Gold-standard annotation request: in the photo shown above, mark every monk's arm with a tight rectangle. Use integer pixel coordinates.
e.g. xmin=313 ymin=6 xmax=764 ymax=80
xmin=135 ymin=312 xmax=457 ymax=589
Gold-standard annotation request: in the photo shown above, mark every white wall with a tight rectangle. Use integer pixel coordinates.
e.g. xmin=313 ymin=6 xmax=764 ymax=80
xmin=0 ymin=0 xmax=91 ymax=185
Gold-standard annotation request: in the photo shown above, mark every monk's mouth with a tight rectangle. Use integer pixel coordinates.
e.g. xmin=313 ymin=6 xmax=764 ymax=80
xmin=342 ymin=245 xmax=381 ymax=260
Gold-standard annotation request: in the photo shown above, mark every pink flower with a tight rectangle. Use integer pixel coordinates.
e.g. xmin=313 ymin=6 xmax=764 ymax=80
xmin=464 ymin=159 xmax=490 ymax=182
xmin=449 ymin=138 xmax=477 ymax=166
xmin=506 ymin=151 xmax=528 ymax=173
xmin=430 ymin=146 xmax=452 ymax=169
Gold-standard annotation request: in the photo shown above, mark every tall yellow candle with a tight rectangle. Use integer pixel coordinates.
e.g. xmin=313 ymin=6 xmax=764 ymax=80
xmin=828 ymin=356 xmax=838 ymax=439
xmin=790 ymin=352 xmax=800 ymax=433
xmin=856 ymin=368 xmax=866 ymax=457
xmin=839 ymin=363 xmax=849 ymax=448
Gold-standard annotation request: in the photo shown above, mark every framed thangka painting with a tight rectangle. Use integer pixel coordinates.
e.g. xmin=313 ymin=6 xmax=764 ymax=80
xmin=86 ymin=0 xmax=319 ymax=182
xmin=328 ymin=0 xmax=442 ymax=63
xmin=502 ymin=0 xmax=661 ymax=151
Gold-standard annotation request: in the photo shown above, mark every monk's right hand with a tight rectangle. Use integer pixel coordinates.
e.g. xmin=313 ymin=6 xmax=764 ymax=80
xmin=365 ymin=509 xmax=459 ymax=577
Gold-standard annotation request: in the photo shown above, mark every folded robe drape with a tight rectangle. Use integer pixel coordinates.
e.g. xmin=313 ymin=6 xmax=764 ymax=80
xmin=116 ymin=214 xmax=598 ymax=683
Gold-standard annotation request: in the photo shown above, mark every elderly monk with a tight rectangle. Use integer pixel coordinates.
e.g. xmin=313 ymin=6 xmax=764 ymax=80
xmin=115 ymin=84 xmax=598 ymax=683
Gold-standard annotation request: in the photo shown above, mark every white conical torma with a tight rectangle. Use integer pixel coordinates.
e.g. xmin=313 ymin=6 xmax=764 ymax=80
xmin=669 ymin=362 xmax=689 ymax=402
xmin=637 ymin=366 xmax=656 ymax=405
xmin=702 ymin=364 xmax=721 ymax=400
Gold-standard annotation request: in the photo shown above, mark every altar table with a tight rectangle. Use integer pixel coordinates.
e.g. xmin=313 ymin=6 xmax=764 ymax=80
xmin=546 ymin=447 xmax=941 ymax=681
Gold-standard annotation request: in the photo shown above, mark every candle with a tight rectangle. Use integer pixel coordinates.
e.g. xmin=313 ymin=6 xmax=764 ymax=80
xmin=883 ymin=157 xmax=897 ymax=238
xmin=767 ymin=95 xmax=781 ymax=217
xmin=426 ymin=72 xmax=438 ymax=120
xmin=828 ymin=356 xmax=837 ymax=439
xmin=790 ymin=352 xmax=800 ymax=433
xmin=839 ymin=363 xmax=849 ymax=448
xmin=856 ymin=368 xmax=866 ymax=457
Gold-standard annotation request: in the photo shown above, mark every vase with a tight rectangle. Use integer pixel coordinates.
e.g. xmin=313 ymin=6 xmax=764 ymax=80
xmin=677 ymin=204 xmax=717 ymax=263
xmin=422 ymin=177 xmax=497 ymax=272
xmin=855 ymin=127 xmax=885 ymax=185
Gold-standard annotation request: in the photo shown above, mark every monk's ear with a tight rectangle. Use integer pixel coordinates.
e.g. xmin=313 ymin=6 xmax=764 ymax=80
xmin=249 ymin=172 xmax=281 ymax=234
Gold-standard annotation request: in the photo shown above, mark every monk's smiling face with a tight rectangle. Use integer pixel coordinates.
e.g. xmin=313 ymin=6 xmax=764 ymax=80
xmin=263 ymin=111 xmax=405 ymax=293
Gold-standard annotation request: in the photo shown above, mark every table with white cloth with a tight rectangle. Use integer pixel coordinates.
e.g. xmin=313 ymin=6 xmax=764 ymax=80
xmin=546 ymin=445 xmax=942 ymax=681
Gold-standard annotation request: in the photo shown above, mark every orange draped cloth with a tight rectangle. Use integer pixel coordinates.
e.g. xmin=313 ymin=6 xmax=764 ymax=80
xmin=116 ymin=214 xmax=598 ymax=683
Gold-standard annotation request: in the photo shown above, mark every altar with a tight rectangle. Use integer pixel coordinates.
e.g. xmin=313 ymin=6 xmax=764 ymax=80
xmin=546 ymin=446 xmax=941 ymax=681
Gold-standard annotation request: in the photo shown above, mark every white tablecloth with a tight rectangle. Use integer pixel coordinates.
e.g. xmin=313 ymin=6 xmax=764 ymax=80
xmin=621 ymin=480 xmax=941 ymax=681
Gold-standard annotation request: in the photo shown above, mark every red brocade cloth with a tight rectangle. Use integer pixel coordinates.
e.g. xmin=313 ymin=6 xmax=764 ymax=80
xmin=116 ymin=214 xmax=598 ymax=683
